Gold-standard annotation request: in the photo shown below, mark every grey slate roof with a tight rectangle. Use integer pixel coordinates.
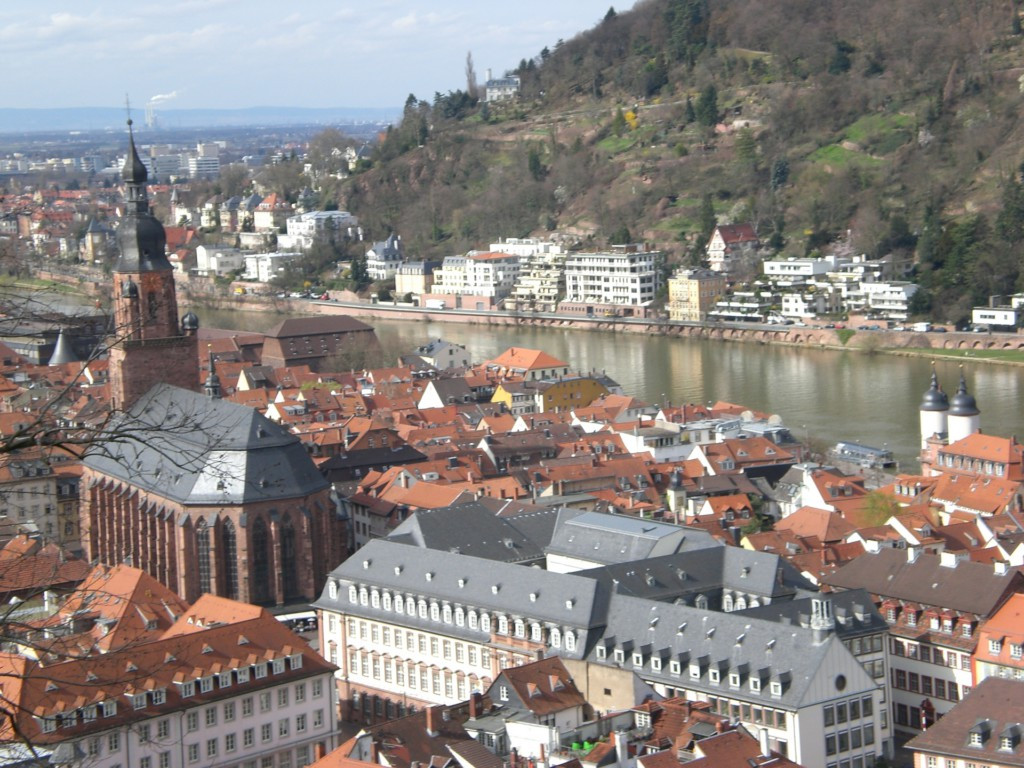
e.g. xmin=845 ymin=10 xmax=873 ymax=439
xmin=387 ymin=500 xmax=559 ymax=562
xmin=83 ymin=383 xmax=328 ymax=505
xmin=315 ymin=538 xmax=609 ymax=649
xmin=545 ymin=509 xmax=721 ymax=566
xmin=822 ymin=548 xmax=1023 ymax=616
xmin=422 ymin=378 xmax=474 ymax=405
xmin=588 ymin=591 xmax=867 ymax=709
xmin=47 ymin=329 xmax=77 ymax=366
xmin=573 ymin=546 xmax=808 ymax=605
xmin=265 ymin=315 xmax=372 ymax=339
xmin=320 ymin=539 xmax=877 ymax=713
xmin=738 ymin=588 xmax=887 ymax=639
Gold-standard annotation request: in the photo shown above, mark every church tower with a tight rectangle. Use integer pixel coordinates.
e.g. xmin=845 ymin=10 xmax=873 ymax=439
xmin=108 ymin=120 xmax=199 ymax=410
xmin=919 ymin=366 xmax=949 ymax=449
xmin=947 ymin=368 xmax=981 ymax=443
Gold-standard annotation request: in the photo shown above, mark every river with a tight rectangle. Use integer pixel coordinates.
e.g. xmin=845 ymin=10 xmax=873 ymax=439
xmin=194 ymin=306 xmax=1024 ymax=471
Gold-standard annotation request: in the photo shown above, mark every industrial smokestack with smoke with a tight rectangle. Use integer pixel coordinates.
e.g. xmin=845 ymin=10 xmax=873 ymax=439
xmin=145 ymin=91 xmax=179 ymax=129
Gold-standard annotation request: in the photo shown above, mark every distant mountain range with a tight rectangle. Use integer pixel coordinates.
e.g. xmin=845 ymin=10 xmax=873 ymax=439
xmin=0 ymin=106 xmax=400 ymax=133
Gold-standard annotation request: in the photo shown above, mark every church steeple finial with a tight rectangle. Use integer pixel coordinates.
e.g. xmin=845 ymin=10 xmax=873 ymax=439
xmin=204 ymin=345 xmax=222 ymax=399
xmin=122 ymin=115 xmax=149 ymax=200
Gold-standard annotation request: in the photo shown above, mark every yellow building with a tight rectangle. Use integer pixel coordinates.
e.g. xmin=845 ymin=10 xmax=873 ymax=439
xmin=491 ymin=376 xmax=609 ymax=416
xmin=667 ymin=267 xmax=727 ymax=322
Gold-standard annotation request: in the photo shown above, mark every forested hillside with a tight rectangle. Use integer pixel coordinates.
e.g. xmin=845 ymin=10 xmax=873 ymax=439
xmin=334 ymin=0 xmax=1024 ymax=322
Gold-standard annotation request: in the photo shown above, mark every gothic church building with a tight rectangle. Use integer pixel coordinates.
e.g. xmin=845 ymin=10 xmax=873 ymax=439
xmin=81 ymin=124 xmax=346 ymax=605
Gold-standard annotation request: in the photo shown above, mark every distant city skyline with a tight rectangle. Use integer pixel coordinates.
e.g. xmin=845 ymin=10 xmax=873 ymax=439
xmin=3 ymin=1 xmax=619 ymax=112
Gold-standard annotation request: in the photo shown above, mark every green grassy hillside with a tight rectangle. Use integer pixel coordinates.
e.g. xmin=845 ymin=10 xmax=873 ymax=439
xmin=334 ymin=0 xmax=1024 ymax=323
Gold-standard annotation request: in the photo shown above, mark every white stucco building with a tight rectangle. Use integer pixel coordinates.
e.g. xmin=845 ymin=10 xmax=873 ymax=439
xmin=563 ymin=245 xmax=661 ymax=306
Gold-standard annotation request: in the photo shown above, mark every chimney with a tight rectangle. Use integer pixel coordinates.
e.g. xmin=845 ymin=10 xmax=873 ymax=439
xmin=940 ymin=550 xmax=959 ymax=568
xmin=715 ymin=721 xmax=725 ymax=733
xmin=469 ymin=691 xmax=482 ymax=719
xmin=614 ymin=731 xmax=629 ymax=765
xmin=758 ymin=728 xmax=771 ymax=758
xmin=539 ymin=744 xmax=546 ymax=768
xmin=811 ymin=596 xmax=835 ymax=643
xmin=425 ymin=705 xmax=442 ymax=736
xmin=907 ymin=546 xmax=921 ymax=564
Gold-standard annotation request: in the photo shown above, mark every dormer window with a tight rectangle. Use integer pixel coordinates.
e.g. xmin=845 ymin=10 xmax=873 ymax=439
xmin=990 ymin=639 xmax=1003 ymax=655
xmin=199 ymin=676 xmax=214 ymax=693
xmin=180 ymin=681 xmax=195 ymax=698
xmin=596 ymin=645 xmax=607 ymax=660
xmin=750 ymin=677 xmax=761 ymax=692
xmin=670 ymin=660 xmax=681 ymax=675
xmin=690 ymin=663 xmax=701 ymax=679
xmin=632 ymin=652 xmax=643 ymax=667
xmin=131 ymin=692 xmax=147 ymax=710
xmin=348 ymin=586 xmax=357 ymax=603
xmin=151 ymin=689 xmax=166 ymax=705
xmin=652 ymin=657 xmax=662 ymax=671
xmin=770 ymin=681 xmax=783 ymax=697
xmin=254 ymin=663 xmax=267 ymax=679
xmin=613 ymin=648 xmax=625 ymax=663
xmin=236 ymin=667 xmax=250 ymax=684
xmin=272 ymin=658 xmax=285 ymax=674
xmin=729 ymin=672 xmax=741 ymax=688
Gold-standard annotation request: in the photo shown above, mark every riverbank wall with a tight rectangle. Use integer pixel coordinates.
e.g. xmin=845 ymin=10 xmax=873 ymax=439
xmin=305 ymin=299 xmax=1024 ymax=360
xmin=41 ymin=273 xmax=1024 ymax=363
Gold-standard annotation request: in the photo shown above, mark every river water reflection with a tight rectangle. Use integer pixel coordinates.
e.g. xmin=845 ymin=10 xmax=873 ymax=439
xmin=195 ymin=307 xmax=1024 ymax=470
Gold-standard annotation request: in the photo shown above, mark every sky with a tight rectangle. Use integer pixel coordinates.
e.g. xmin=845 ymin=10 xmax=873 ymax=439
xmin=2 ymin=1 xmax=619 ymax=112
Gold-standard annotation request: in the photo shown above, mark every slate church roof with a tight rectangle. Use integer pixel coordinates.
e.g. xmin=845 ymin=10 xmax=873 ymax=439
xmin=83 ymin=383 xmax=328 ymax=505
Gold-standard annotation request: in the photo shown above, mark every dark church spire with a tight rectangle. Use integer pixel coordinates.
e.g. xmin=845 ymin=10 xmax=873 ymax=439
xmin=115 ymin=118 xmax=171 ymax=273
xmin=204 ymin=346 xmax=222 ymax=399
